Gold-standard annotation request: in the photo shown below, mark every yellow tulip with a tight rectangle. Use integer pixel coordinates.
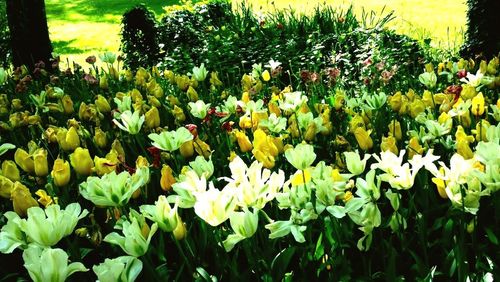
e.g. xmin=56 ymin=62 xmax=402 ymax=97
xmin=135 ymin=156 xmax=149 ymax=169
xmin=473 ymin=119 xmax=490 ymax=142
xmin=241 ymin=92 xmax=251 ymax=103
xmin=51 ymin=158 xmax=71 ymax=187
xmin=95 ymin=95 xmax=111 ymax=113
xmin=35 ymin=189 xmax=55 ymax=207
xmin=57 ymin=126 xmax=80 ymax=151
xmin=304 ymin=123 xmax=317 ymax=142
xmin=234 ymin=131 xmax=253 ymax=153
xmin=251 ymin=111 xmax=268 ymax=130
xmin=173 ymin=216 xmax=187 ymax=241
xmin=94 ymin=127 xmax=108 ymax=149
xmin=180 ymin=140 xmax=195 ymax=158
xmin=2 ymin=160 xmax=20 ymax=182
xmin=456 ymin=140 xmax=474 ymax=159
xmin=193 ymin=138 xmax=211 ymax=159
xmin=99 ymin=75 xmax=108 ymax=90
xmin=432 ymin=169 xmax=448 ymax=199
xmin=388 ymin=91 xmax=402 ymax=112
xmin=70 ymin=147 xmax=94 ymax=176
xmin=471 ymin=93 xmax=485 ymax=116
xmin=262 ymin=70 xmax=271 ymax=82
xmin=407 ymin=137 xmax=424 ymax=159
xmin=93 ymin=155 xmax=117 ymax=176
xmin=61 ymin=95 xmax=74 ymax=114
xmin=381 ymin=135 xmax=398 ymax=155
xmin=349 ymin=115 xmax=365 ymax=134
xmin=0 ymin=175 xmax=14 ymax=198
xmin=290 ymin=169 xmax=312 ymax=186
xmin=353 ymin=127 xmax=373 ymax=151
xmin=409 ymin=99 xmax=426 ymax=118
xmin=171 ymin=105 xmax=186 ymax=123
xmin=33 ymin=149 xmax=49 ymax=177
xmin=268 ymin=102 xmax=281 ymax=116
xmin=239 ymin=116 xmax=252 ymax=129
xmin=460 ymin=85 xmax=477 ymax=100
xmin=160 ymin=164 xmax=176 ymax=192
xmin=186 ymin=86 xmax=198 ymax=102
xmin=388 ymin=120 xmax=402 ymax=141
xmin=11 ymin=182 xmax=38 ymax=217
xmin=145 ymin=106 xmax=160 ymax=129
xmin=252 ymin=129 xmax=278 ymax=168
xmin=14 ymin=148 xmax=34 ymax=174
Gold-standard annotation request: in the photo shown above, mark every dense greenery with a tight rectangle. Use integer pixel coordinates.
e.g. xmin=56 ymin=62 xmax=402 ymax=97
xmin=461 ymin=0 xmax=500 ymax=59
xmin=121 ymin=2 xmax=424 ymax=90
xmin=0 ymin=0 xmax=10 ymax=68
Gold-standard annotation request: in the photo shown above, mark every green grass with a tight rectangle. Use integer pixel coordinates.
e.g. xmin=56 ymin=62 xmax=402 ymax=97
xmin=46 ymin=0 xmax=174 ymax=67
xmin=46 ymin=0 xmax=467 ymax=67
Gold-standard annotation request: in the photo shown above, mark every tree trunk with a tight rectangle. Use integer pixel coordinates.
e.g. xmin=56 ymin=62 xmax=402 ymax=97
xmin=461 ymin=0 xmax=500 ymax=59
xmin=6 ymin=0 xmax=53 ymax=69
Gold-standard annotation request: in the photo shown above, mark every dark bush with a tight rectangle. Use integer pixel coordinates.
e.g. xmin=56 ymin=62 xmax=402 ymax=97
xmin=461 ymin=0 xmax=500 ymax=59
xmin=120 ymin=4 xmax=161 ymax=70
xmin=0 ymin=1 xmax=11 ymax=68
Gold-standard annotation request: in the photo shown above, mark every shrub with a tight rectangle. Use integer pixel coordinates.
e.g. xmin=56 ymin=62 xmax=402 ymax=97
xmin=120 ymin=4 xmax=161 ymax=70
xmin=0 ymin=1 xmax=10 ymax=68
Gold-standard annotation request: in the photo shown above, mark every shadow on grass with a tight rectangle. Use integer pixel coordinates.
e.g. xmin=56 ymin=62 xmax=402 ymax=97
xmin=52 ymin=39 xmax=86 ymax=54
xmin=46 ymin=0 xmax=184 ymax=23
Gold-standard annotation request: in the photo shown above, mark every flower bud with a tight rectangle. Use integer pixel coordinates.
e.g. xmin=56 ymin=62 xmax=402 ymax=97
xmin=57 ymin=126 xmax=80 ymax=151
xmin=93 ymin=127 xmax=108 ymax=149
xmin=95 ymin=95 xmax=111 ymax=113
xmin=14 ymin=148 xmax=34 ymax=173
xmin=2 ymin=160 xmax=20 ymax=182
xmin=353 ymin=127 xmax=373 ymax=151
xmin=144 ymin=107 xmax=160 ymax=129
xmin=0 ymin=175 xmax=14 ymax=198
xmin=381 ymin=135 xmax=398 ymax=155
xmin=11 ymin=182 xmax=39 ymax=217
xmin=160 ymin=165 xmax=176 ymax=191
xmin=33 ymin=149 xmax=49 ymax=177
xmin=171 ymin=105 xmax=186 ymax=123
xmin=61 ymin=95 xmax=74 ymax=114
xmin=70 ymin=147 xmax=94 ymax=176
xmin=173 ymin=216 xmax=187 ymax=240
xmin=51 ymin=158 xmax=71 ymax=187
xmin=179 ymin=140 xmax=194 ymax=158
xmin=234 ymin=131 xmax=253 ymax=153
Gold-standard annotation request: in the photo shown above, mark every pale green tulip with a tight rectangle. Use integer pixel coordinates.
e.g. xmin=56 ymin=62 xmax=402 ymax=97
xmin=93 ymin=256 xmax=143 ymax=282
xmin=79 ymin=167 xmax=150 ymax=207
xmin=148 ymin=127 xmax=193 ymax=152
xmin=194 ymin=185 xmax=236 ymax=227
xmin=19 ymin=203 xmax=88 ymax=247
xmin=0 ymin=211 xmax=27 ymax=253
xmin=223 ymin=208 xmax=259 ymax=252
xmin=188 ymin=100 xmax=210 ymax=119
xmin=284 ymin=143 xmax=316 ymax=170
xmin=140 ymin=195 xmax=178 ymax=232
xmin=23 ymin=246 xmax=88 ymax=282
xmin=104 ymin=210 xmax=158 ymax=257
xmin=113 ymin=110 xmax=145 ymax=135
xmin=344 ymin=150 xmax=370 ymax=176
xmin=191 ymin=63 xmax=208 ymax=82
xmin=189 ymin=155 xmax=214 ymax=179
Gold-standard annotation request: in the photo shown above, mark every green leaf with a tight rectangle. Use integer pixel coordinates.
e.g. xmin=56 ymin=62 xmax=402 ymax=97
xmin=314 ymin=233 xmax=324 ymax=260
xmin=271 ymin=247 xmax=296 ymax=281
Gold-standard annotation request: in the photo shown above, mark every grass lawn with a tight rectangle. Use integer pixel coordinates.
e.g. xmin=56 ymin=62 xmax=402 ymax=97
xmin=45 ymin=0 xmax=467 ymax=68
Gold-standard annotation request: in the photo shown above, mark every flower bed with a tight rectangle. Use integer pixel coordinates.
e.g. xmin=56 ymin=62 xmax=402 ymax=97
xmin=0 ymin=6 xmax=499 ymax=281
